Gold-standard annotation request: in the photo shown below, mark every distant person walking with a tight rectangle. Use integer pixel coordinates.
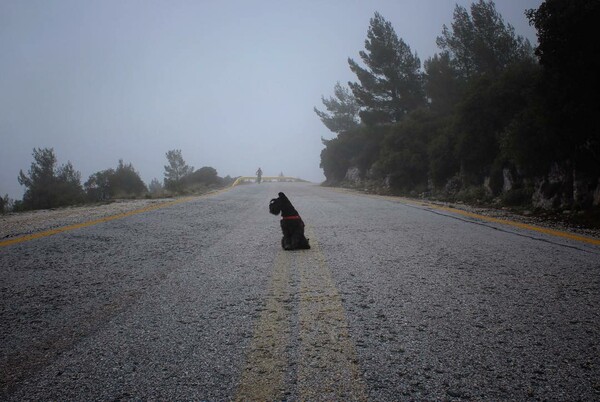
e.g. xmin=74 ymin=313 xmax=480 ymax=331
xmin=256 ymin=167 xmax=263 ymax=184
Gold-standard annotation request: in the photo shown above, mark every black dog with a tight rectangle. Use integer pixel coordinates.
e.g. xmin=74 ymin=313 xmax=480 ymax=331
xmin=269 ymin=192 xmax=310 ymax=250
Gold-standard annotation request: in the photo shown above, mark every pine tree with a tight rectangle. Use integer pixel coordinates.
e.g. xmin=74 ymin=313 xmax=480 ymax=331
xmin=348 ymin=12 xmax=425 ymax=125
xmin=436 ymin=0 xmax=534 ymax=79
xmin=18 ymin=148 xmax=84 ymax=209
xmin=314 ymin=82 xmax=360 ymax=134
xmin=164 ymin=149 xmax=194 ymax=192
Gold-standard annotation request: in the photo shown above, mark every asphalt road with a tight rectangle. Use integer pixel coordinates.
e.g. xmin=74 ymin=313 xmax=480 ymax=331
xmin=1 ymin=182 xmax=599 ymax=401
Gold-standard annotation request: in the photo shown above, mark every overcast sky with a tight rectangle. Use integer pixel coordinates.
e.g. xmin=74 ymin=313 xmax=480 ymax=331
xmin=0 ymin=0 xmax=542 ymax=199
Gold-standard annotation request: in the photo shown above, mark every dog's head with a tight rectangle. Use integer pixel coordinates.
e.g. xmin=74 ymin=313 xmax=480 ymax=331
xmin=269 ymin=192 xmax=297 ymax=216
xmin=269 ymin=197 xmax=282 ymax=215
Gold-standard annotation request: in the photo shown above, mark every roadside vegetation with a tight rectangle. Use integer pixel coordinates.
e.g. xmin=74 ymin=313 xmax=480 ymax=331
xmin=3 ymin=148 xmax=232 ymax=213
xmin=316 ymin=0 xmax=599 ymax=219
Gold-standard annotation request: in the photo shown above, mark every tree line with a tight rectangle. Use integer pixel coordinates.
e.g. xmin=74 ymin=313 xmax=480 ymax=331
xmin=1 ymin=148 xmax=231 ymax=213
xmin=316 ymin=0 xmax=599 ymax=210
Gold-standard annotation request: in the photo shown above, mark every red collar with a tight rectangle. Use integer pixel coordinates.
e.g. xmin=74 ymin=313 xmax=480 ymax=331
xmin=281 ymin=215 xmax=301 ymax=220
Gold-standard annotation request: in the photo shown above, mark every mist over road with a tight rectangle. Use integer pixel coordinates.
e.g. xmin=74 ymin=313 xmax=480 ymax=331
xmin=1 ymin=183 xmax=599 ymax=400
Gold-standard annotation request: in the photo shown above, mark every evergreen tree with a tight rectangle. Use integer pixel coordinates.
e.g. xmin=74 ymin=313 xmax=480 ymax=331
xmin=527 ymin=0 xmax=600 ymax=173
xmin=320 ymin=137 xmax=353 ymax=184
xmin=85 ymin=161 xmax=147 ymax=200
xmin=348 ymin=12 xmax=425 ymax=125
xmin=55 ymin=161 xmax=85 ymax=206
xmin=423 ymin=52 xmax=462 ymax=114
xmin=85 ymin=169 xmax=114 ymax=201
xmin=436 ymin=0 xmax=534 ymax=79
xmin=18 ymin=148 xmax=84 ymax=210
xmin=164 ymin=149 xmax=194 ymax=192
xmin=375 ymin=110 xmax=441 ymax=192
xmin=314 ymin=82 xmax=360 ymax=133
xmin=0 ymin=194 xmax=12 ymax=214
xmin=109 ymin=160 xmax=147 ymax=197
xmin=181 ymin=166 xmax=222 ymax=190
xmin=149 ymin=178 xmax=164 ymax=196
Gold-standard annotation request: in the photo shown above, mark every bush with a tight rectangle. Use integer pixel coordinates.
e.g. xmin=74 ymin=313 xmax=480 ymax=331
xmin=0 ymin=194 xmax=13 ymax=214
xmin=85 ymin=160 xmax=147 ymax=200
xmin=428 ymin=130 xmax=459 ymax=188
xmin=501 ymin=188 xmax=533 ymax=206
xmin=109 ymin=160 xmax=147 ymax=197
xmin=177 ymin=166 xmax=224 ymax=194
xmin=455 ymin=186 xmax=490 ymax=204
xmin=148 ymin=178 xmax=165 ymax=197
xmin=85 ymin=169 xmax=113 ymax=201
xmin=184 ymin=166 xmax=221 ymax=186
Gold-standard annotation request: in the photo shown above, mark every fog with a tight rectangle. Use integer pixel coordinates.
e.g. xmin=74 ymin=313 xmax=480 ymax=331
xmin=0 ymin=0 xmax=541 ymax=200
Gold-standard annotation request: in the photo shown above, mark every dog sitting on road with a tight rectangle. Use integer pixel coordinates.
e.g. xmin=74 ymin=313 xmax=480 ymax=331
xmin=269 ymin=192 xmax=310 ymax=250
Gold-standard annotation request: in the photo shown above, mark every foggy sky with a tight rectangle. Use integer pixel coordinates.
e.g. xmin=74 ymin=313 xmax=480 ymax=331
xmin=0 ymin=0 xmax=542 ymax=200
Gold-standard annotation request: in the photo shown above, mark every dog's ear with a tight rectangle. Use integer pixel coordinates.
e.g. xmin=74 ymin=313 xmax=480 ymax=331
xmin=278 ymin=192 xmax=285 ymax=198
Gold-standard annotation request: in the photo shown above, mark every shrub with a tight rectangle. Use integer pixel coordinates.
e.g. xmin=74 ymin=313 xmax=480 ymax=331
xmin=502 ymin=188 xmax=533 ymax=206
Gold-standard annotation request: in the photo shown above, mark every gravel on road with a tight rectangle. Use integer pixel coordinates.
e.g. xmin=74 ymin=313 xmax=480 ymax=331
xmin=1 ymin=199 xmax=170 ymax=240
xmin=1 ymin=183 xmax=599 ymax=401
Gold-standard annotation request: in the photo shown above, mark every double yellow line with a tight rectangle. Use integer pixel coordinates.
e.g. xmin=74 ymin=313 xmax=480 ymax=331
xmin=235 ymin=251 xmax=292 ymax=400
xmin=236 ymin=229 xmax=367 ymax=401
xmin=296 ymin=228 xmax=367 ymax=401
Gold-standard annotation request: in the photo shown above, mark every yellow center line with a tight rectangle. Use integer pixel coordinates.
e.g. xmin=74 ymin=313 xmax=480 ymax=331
xmin=235 ymin=250 xmax=292 ymax=401
xmin=236 ymin=228 xmax=367 ymax=400
xmin=331 ymin=188 xmax=600 ymax=247
xmin=0 ymin=188 xmax=231 ymax=248
xmin=297 ymin=227 xmax=367 ymax=401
